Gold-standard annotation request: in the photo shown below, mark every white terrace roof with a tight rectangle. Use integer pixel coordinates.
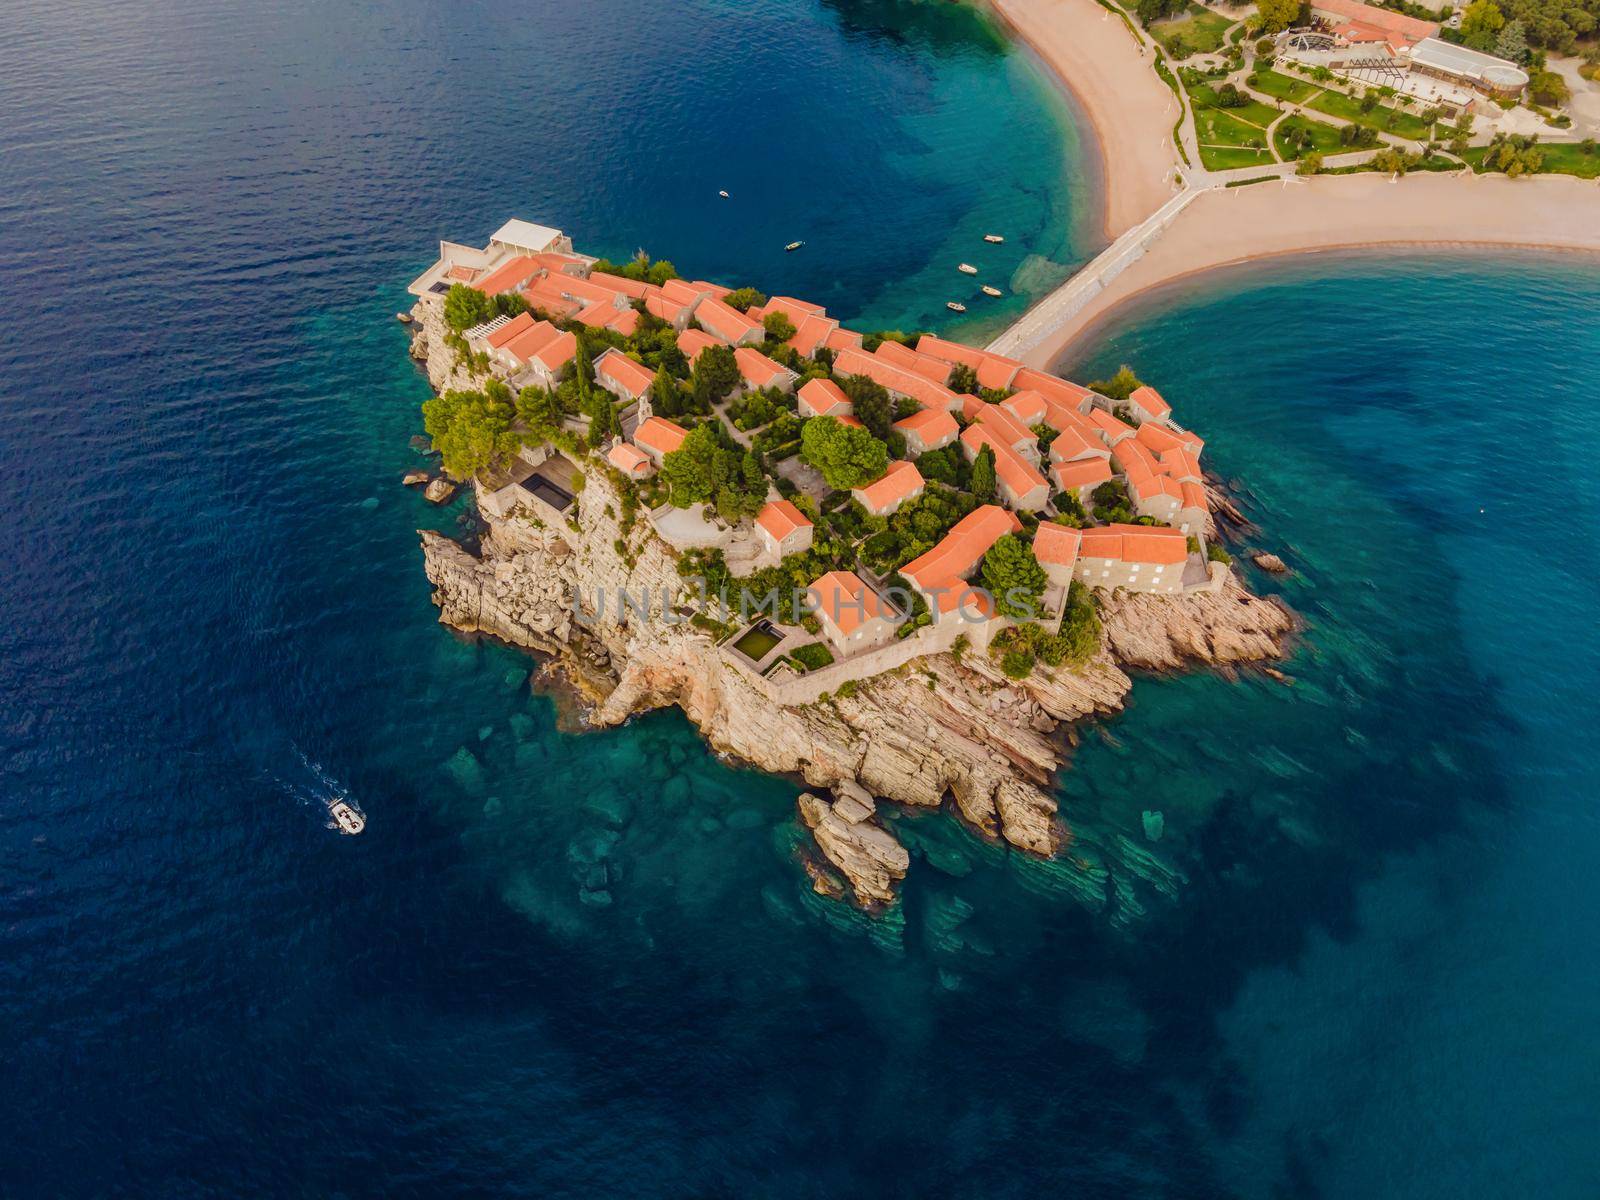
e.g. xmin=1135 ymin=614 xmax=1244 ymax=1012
xmin=1409 ymin=37 xmax=1528 ymax=88
xmin=489 ymin=219 xmax=564 ymax=253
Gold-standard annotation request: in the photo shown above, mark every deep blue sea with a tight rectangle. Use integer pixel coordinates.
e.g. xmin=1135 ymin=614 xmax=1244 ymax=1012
xmin=4 ymin=0 xmax=1599 ymax=1195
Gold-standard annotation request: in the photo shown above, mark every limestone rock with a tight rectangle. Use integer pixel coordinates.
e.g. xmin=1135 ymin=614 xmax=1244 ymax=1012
xmin=797 ymin=792 xmax=909 ymax=907
xmin=1097 ymin=575 xmax=1295 ymax=671
xmin=1252 ymin=552 xmax=1289 ymax=574
xmin=423 ymin=478 xmax=456 ymax=504
xmin=402 ymin=470 xmax=429 ymax=487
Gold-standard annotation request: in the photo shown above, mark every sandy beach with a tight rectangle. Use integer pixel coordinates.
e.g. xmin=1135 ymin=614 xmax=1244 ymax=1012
xmin=992 ymin=0 xmax=1181 ymax=239
xmin=1012 ymin=172 xmax=1600 ymax=366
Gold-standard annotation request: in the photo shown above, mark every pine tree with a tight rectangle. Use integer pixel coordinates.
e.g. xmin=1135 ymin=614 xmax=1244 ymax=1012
xmin=970 ymin=445 xmax=997 ymax=503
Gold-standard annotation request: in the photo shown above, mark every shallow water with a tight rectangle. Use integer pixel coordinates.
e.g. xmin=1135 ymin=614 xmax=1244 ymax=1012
xmin=4 ymin=0 xmax=1600 ymax=1192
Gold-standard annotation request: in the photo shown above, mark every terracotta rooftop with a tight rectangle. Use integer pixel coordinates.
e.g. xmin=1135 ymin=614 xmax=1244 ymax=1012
xmin=831 ymin=347 xmax=957 ymax=412
xmin=1077 ymin=523 xmax=1188 ymax=565
xmin=788 ymin=313 xmax=839 ymax=359
xmin=853 ymin=460 xmax=925 ymax=512
xmin=594 ymin=348 xmax=654 ymax=399
xmin=1050 ymin=457 xmax=1113 ymax=493
xmin=893 ymin=407 xmax=959 ymax=446
xmin=900 ymin=504 xmax=1022 ymax=613
xmin=676 ymin=327 xmax=723 ymax=363
xmin=962 ymin=425 xmax=1049 ymax=503
xmin=810 ymin=570 xmax=892 ymax=637
xmin=607 ymin=442 xmax=652 ymax=477
xmin=734 ymin=345 xmax=794 ymax=390
xmin=1128 ymin=385 xmax=1171 ymax=420
xmin=757 ymin=498 xmax=811 ymax=543
xmin=798 ymin=377 xmax=851 ymax=418
xmin=633 ymin=415 xmax=688 ymax=457
xmin=873 ymin=339 xmax=954 ymax=385
xmin=1032 ymin=522 xmax=1083 ymax=569
xmin=695 ymin=296 xmax=762 ymax=343
xmin=470 ymin=255 xmax=543 ymax=296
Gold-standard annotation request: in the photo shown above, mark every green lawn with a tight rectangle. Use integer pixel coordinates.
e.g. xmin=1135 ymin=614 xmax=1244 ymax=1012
xmin=1150 ymin=3 xmax=1234 ymax=58
xmin=1306 ymin=88 xmax=1434 ymax=140
xmin=1460 ymin=142 xmax=1600 ymax=179
xmin=1194 ymin=107 xmax=1271 ymax=151
xmin=1199 ymin=145 xmax=1276 ymax=170
xmin=1248 ymin=68 xmax=1322 ymax=105
xmin=1272 ymin=114 xmax=1346 ymax=159
xmin=1187 ymin=80 xmax=1280 ymax=129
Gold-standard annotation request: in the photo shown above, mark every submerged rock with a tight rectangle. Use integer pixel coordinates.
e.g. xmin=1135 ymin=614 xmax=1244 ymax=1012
xmin=1141 ymin=809 xmax=1165 ymax=841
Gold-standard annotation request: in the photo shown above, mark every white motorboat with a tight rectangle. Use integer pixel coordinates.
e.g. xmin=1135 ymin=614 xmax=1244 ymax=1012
xmin=329 ymin=800 xmax=365 ymax=835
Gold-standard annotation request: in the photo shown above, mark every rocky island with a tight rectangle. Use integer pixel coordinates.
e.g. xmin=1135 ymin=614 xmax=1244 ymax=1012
xmin=406 ymin=219 xmax=1295 ymax=909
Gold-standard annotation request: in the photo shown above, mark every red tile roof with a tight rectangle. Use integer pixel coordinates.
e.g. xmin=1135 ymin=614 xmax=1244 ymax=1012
xmin=1032 ymin=522 xmax=1082 ymax=569
xmin=900 ymin=504 xmax=1022 ymax=613
xmin=972 ymin=402 xmax=1035 ymax=451
xmin=962 ymin=425 xmax=1049 ymax=505
xmin=788 ymin=314 xmax=839 ymax=359
xmin=676 ymin=327 xmax=723 ymax=364
xmin=1048 ymin=427 xmax=1109 ymax=463
xmin=633 ymin=416 xmax=688 ymax=457
xmin=1128 ymin=385 xmax=1171 ymax=420
xmin=1077 ymin=523 xmax=1188 ymax=565
xmin=1002 ymin=390 xmax=1047 ymax=427
xmin=695 ymin=296 xmax=762 ymax=343
xmin=893 ymin=407 xmax=959 ymax=448
xmin=1316 ymin=0 xmax=1437 ymax=43
xmin=873 ymin=339 xmax=954 ymax=385
xmin=1089 ymin=409 xmax=1136 ymax=444
xmin=483 ymin=311 xmax=535 ymax=349
xmin=470 ymin=256 xmax=542 ymax=296
xmin=607 ymin=443 xmax=653 ymax=477
xmin=595 ymin=349 xmax=655 ymax=400
xmin=823 ymin=327 xmax=864 ymax=354
xmin=832 ymin=347 xmax=958 ymax=412
xmin=500 ymin=321 xmax=575 ymax=373
xmin=762 ymin=295 xmax=826 ymax=326
xmin=852 ymin=460 xmax=925 ymax=513
xmin=588 ymin=271 xmax=654 ymax=300
xmin=1050 ymin=457 xmax=1113 ymax=493
xmin=757 ymin=498 xmax=811 ymax=544
xmin=798 ymin=377 xmax=851 ymax=418
xmin=810 ymin=570 xmax=892 ymax=637
xmin=734 ymin=346 xmax=794 ymax=390
xmin=913 ymin=335 xmax=1022 ymax=391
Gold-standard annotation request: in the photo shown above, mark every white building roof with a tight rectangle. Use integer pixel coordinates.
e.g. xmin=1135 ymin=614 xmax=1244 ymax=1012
xmin=1409 ymin=37 xmax=1528 ymax=88
xmin=490 ymin=219 xmax=564 ymax=254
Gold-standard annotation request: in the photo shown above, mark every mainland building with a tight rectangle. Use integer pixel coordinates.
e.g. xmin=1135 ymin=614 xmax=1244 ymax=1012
xmin=1283 ymin=0 xmax=1528 ymax=109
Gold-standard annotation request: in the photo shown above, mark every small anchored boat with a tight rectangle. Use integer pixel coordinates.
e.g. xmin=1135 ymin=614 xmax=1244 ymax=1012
xmin=983 ymin=234 xmax=1004 ymax=244
xmin=957 ymin=262 xmax=977 ymax=275
xmin=946 ymin=301 xmax=967 ymax=313
xmin=719 ymin=190 xmax=730 ymax=198
xmin=981 ymin=285 xmax=1003 ymax=297
xmin=329 ymin=800 xmax=365 ymax=835
xmin=785 ymin=240 xmax=804 ymax=252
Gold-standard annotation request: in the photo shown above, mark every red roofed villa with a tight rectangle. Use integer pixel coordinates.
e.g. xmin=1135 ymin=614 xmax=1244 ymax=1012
xmin=632 ymin=415 xmax=688 ymax=466
xmin=851 ymin=460 xmax=925 ymax=517
xmin=808 ymin=570 xmax=899 ymax=655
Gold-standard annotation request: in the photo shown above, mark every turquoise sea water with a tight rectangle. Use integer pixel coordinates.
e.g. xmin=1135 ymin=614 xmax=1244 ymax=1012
xmin=4 ymin=0 xmax=1600 ymax=1193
